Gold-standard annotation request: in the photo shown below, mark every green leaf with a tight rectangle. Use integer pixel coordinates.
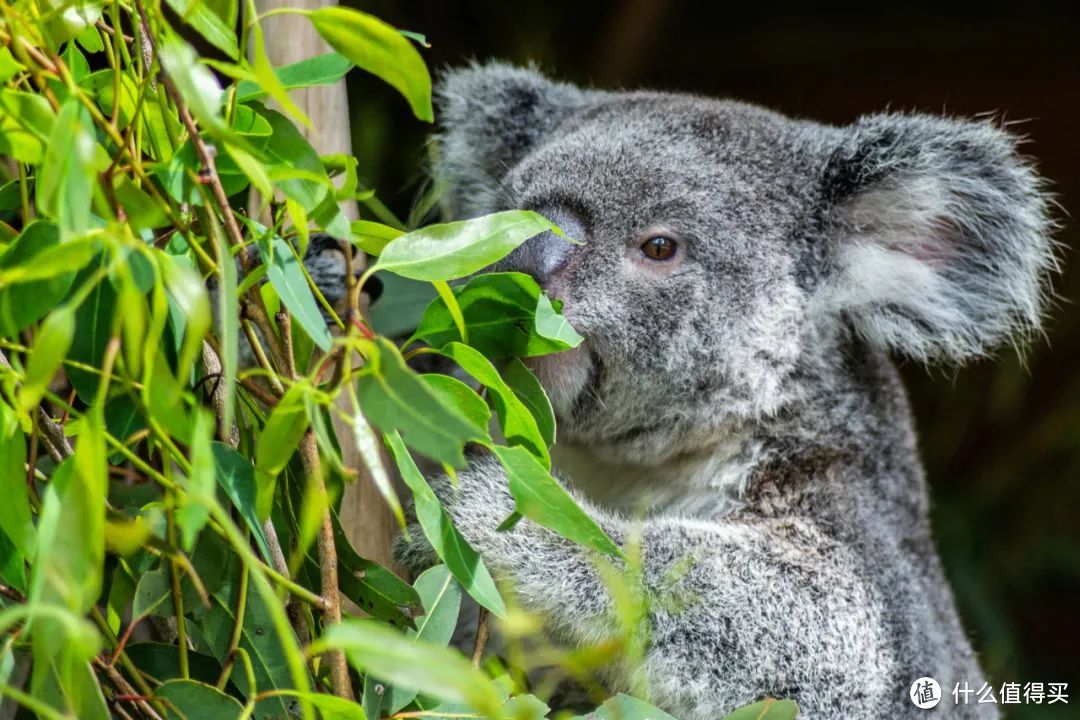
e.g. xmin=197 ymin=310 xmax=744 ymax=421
xmin=248 ymin=9 xmax=308 ymax=125
xmin=312 ymin=619 xmax=502 ymax=714
xmin=35 ymin=98 xmax=96 ymax=235
xmin=179 ymin=410 xmax=216 ymax=551
xmin=132 ymin=564 xmax=173 ymax=618
xmin=385 ymin=431 xmax=506 ymax=617
xmin=0 ymin=401 xmax=33 ymax=556
xmin=357 ymin=338 xmax=485 ymax=468
xmin=163 ymin=0 xmax=240 ymax=58
xmin=158 ymin=33 xmax=227 ymax=137
xmin=373 ymin=211 xmax=562 ymax=282
xmin=330 ymin=511 xmax=423 ymax=627
xmin=414 ymin=272 xmax=581 ymax=360
xmin=256 ymin=690 xmax=367 ymax=719
xmin=380 ymin=564 xmax=465 ymax=714
xmin=440 ymin=342 xmax=549 ymax=467
xmin=256 ymin=234 xmax=333 ymax=351
xmin=577 ymin=694 xmax=682 ymax=719
xmin=156 ymin=678 xmax=245 ymax=719
xmin=67 ymin=255 xmax=117 ymax=402
xmin=498 ymin=694 xmax=550 ymax=719
xmin=255 ymin=383 xmax=309 ymax=519
xmin=306 ymin=7 xmax=432 ymax=121
xmin=212 ymin=442 xmax=272 ymax=562
xmin=420 ymin=374 xmax=493 ymax=433
xmin=235 ymin=52 xmax=353 ymax=102
xmin=17 ymin=305 xmax=74 ymax=413
xmin=29 ymin=422 xmax=106 ymax=614
xmin=196 ymin=561 xmax=300 ymax=718
xmin=253 ymin=108 xmax=348 ymax=238
xmin=350 ymin=219 xmax=403 ymax=256
xmin=501 ymin=358 xmax=555 ymax=448
xmin=0 ymin=221 xmax=76 ymax=337
xmin=535 ymin=292 xmax=585 ymax=347
xmin=351 ymin=405 xmax=405 ymax=527
xmin=0 ymin=90 xmax=56 ymax=163
xmin=721 ymin=699 xmax=799 ymax=716
xmin=493 ymin=445 xmax=622 ymax=558
xmin=126 ymin=643 xmax=227 ymax=687
xmin=722 ymin=699 xmax=800 ymax=720
xmin=0 ymin=47 xmax=24 ymax=84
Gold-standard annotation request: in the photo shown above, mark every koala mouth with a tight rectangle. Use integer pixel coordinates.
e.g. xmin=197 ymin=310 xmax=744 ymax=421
xmin=525 ymin=343 xmax=598 ymax=420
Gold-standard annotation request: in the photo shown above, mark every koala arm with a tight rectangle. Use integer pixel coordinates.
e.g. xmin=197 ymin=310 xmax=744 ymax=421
xmin=397 ymin=452 xmax=892 ymax=716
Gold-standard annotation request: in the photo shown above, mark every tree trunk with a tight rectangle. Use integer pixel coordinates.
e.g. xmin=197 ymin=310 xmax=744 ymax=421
xmin=257 ymin=0 xmax=399 ymax=570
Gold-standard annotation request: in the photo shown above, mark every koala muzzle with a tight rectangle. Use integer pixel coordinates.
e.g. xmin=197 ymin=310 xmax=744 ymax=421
xmin=495 ymin=207 xmax=584 ymax=288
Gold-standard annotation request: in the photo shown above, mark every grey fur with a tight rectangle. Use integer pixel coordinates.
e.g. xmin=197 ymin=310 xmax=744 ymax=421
xmin=396 ymin=62 xmax=1058 ymax=719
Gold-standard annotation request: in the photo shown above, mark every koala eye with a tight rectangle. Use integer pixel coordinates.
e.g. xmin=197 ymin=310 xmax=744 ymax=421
xmin=640 ymin=235 xmax=678 ymax=262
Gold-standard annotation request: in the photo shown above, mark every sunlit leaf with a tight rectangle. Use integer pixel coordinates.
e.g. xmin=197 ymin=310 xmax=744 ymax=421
xmin=350 ymin=219 xmax=403 ymax=257
xmin=163 ymin=0 xmax=240 ymax=58
xmin=373 ymin=211 xmax=562 ymax=282
xmin=212 ymin=442 xmax=272 ymax=562
xmin=307 ymin=7 xmax=432 ymax=121
xmin=501 ymin=358 xmax=555 ymax=448
xmin=575 ymin=694 xmax=682 ymax=720
xmin=235 ymin=52 xmax=353 ymax=102
xmin=0 ymin=221 xmax=76 ymax=337
xmin=35 ymin=98 xmax=96 ymax=235
xmin=255 ymin=383 xmax=309 ymax=520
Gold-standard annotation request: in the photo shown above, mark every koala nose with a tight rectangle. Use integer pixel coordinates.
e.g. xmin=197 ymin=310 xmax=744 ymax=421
xmin=495 ymin=208 xmax=584 ymax=287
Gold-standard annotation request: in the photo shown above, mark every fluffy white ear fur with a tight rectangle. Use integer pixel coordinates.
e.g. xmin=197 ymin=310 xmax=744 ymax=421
xmin=820 ymin=115 xmax=1057 ymax=363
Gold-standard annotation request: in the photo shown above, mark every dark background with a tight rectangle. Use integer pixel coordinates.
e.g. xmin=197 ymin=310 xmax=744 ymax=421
xmin=343 ymin=2 xmax=1080 ymax=716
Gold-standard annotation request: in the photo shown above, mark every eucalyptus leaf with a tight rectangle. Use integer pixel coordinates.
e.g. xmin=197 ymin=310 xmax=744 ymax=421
xmin=163 ymin=0 xmax=240 ymax=58
xmin=385 ymin=431 xmax=506 ymax=617
xmin=35 ymin=98 xmax=96 ymax=235
xmin=312 ymin=619 xmax=502 ymax=714
xmin=257 ymin=234 xmax=333 ymax=351
xmin=307 ymin=7 xmax=432 ymax=121
xmin=0 ymin=221 xmax=76 ymax=337
xmin=414 ymin=271 xmax=581 ymax=359
xmin=439 ymin=342 xmax=549 ymax=467
xmin=235 ymin=52 xmax=353 ymax=101
xmin=357 ymin=338 xmax=486 ymax=468
xmin=722 ymin=699 xmax=800 ymax=720
xmin=374 ymin=211 xmax=562 ymax=282
xmin=493 ymin=444 xmax=622 ymax=558
xmin=156 ymin=678 xmax=245 ymax=720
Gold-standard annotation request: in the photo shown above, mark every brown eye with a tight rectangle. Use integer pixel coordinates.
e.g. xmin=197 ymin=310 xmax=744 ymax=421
xmin=640 ymin=235 xmax=677 ymax=261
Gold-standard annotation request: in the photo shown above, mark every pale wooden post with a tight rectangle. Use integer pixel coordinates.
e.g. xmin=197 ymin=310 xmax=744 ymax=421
xmin=258 ymin=0 xmax=398 ymax=569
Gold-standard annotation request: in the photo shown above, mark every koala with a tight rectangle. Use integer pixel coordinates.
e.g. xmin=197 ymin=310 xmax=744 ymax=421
xmin=394 ymin=62 xmax=1057 ymax=719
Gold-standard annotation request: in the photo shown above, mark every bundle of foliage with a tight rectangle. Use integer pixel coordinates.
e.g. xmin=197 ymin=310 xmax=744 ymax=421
xmin=0 ymin=1 xmax=797 ymax=718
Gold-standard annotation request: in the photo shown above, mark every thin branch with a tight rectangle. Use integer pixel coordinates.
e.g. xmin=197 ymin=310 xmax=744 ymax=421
xmin=471 ymin=607 xmax=490 ymax=666
xmin=301 ymin=431 xmax=352 ymax=699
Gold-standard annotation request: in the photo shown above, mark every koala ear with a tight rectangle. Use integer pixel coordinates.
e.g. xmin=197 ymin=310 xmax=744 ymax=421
xmin=434 ymin=62 xmax=599 ymax=215
xmin=819 ymin=113 xmax=1057 ymax=362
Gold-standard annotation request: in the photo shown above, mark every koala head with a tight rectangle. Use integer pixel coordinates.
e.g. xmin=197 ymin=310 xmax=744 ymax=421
xmin=435 ymin=62 xmax=1056 ymax=466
